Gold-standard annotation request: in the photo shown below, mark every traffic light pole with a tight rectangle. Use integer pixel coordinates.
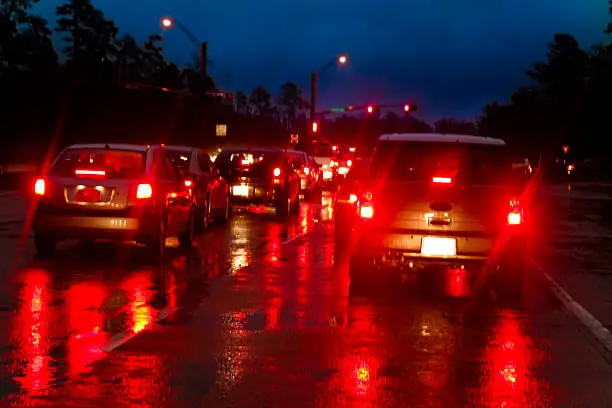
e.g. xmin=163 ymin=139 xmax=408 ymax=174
xmin=306 ymin=71 xmax=318 ymax=152
xmin=199 ymin=41 xmax=208 ymax=92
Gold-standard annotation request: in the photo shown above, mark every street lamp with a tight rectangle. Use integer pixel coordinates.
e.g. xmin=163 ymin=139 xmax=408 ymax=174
xmin=307 ymin=53 xmax=349 ymax=150
xmin=159 ymin=15 xmax=208 ymax=92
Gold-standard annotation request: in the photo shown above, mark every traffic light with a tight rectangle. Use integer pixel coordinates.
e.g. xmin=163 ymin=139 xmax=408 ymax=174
xmin=312 ymin=121 xmax=319 ymax=133
xmin=366 ymin=105 xmax=375 ymax=114
xmin=404 ymin=104 xmax=411 ymax=112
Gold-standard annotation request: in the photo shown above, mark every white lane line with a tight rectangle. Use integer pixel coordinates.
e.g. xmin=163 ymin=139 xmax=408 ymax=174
xmin=281 ymin=231 xmax=308 ymax=245
xmin=101 ymin=306 xmax=179 ymax=353
xmin=531 ymin=259 xmax=612 ymax=354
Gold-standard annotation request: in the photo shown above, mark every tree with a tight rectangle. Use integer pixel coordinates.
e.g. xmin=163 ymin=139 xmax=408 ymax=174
xmin=55 ymin=0 xmax=119 ymax=79
xmin=277 ymin=82 xmax=306 ymax=128
xmin=434 ymin=118 xmax=477 ymax=135
xmin=234 ymin=91 xmax=251 ymax=115
xmin=250 ymin=86 xmax=274 ymax=118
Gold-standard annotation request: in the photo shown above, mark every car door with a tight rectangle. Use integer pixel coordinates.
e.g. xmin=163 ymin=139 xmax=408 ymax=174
xmin=196 ymin=150 xmax=221 ymax=210
xmin=152 ymin=149 xmax=190 ymax=237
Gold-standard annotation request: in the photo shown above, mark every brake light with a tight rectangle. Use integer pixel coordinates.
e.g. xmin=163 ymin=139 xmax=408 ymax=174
xmin=273 ymin=167 xmax=281 ymax=177
xmin=304 ymin=167 xmax=310 ymax=175
xmin=75 ymin=169 xmax=106 ymax=176
xmin=347 ymin=159 xmax=352 ymax=167
xmin=136 ymin=183 xmax=153 ymax=199
xmin=508 ymin=197 xmax=523 ymax=225
xmin=360 ymin=205 xmax=374 ymax=218
xmin=330 ymin=160 xmax=336 ymax=167
xmin=241 ymin=159 xmax=250 ymax=165
xmin=184 ymin=180 xmax=193 ymax=188
xmin=349 ymin=194 xmax=358 ymax=203
xmin=432 ymin=176 xmax=451 ymax=184
xmin=34 ymin=178 xmax=45 ymax=196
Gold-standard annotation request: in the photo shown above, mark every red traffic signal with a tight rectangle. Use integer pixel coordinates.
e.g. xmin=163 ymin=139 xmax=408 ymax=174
xmin=366 ymin=105 xmax=374 ymax=114
xmin=312 ymin=122 xmax=319 ymax=132
xmin=404 ymin=104 xmax=411 ymax=112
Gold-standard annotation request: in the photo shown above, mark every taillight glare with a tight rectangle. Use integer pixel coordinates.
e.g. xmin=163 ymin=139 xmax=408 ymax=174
xmin=136 ymin=183 xmax=153 ymax=199
xmin=34 ymin=178 xmax=46 ymax=196
xmin=432 ymin=176 xmax=452 ymax=184
xmin=508 ymin=212 xmax=522 ymax=225
xmin=273 ymin=167 xmax=281 ymax=177
xmin=360 ymin=205 xmax=374 ymax=218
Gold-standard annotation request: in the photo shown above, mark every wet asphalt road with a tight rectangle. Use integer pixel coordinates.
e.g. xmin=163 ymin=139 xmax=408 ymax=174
xmin=1 ymin=191 xmax=612 ymax=407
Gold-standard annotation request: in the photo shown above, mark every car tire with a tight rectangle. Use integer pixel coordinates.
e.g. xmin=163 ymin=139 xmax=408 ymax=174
xmin=194 ymin=199 xmax=209 ymax=233
xmin=145 ymin=215 xmax=167 ymax=260
xmin=275 ymin=190 xmax=290 ymax=218
xmin=178 ymin=209 xmax=195 ymax=249
xmin=34 ymin=234 xmax=57 ymax=258
xmin=215 ymin=193 xmax=231 ymax=224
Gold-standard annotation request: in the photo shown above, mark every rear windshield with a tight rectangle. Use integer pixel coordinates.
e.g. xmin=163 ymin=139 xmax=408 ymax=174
xmin=370 ymin=141 xmax=517 ymax=185
xmin=51 ymin=149 xmax=145 ymax=179
xmin=312 ymin=144 xmax=333 ymax=157
xmin=166 ymin=150 xmax=192 ymax=176
xmin=216 ymin=150 xmax=279 ymax=168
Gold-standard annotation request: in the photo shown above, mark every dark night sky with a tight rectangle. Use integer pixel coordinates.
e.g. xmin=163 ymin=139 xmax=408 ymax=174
xmin=36 ymin=0 xmax=607 ymax=121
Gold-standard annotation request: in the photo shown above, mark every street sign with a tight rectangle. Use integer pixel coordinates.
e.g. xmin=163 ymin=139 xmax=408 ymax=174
xmin=216 ymin=124 xmax=227 ymax=137
xmin=330 ymin=107 xmax=344 ymax=113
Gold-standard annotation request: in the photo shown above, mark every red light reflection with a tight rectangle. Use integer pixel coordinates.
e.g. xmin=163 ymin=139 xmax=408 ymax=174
xmin=479 ymin=311 xmax=551 ymax=407
xmin=445 ymin=267 xmax=469 ymax=297
xmin=13 ymin=270 xmax=52 ymax=394
xmin=67 ymin=282 xmax=109 ymax=376
xmin=121 ymin=274 xmax=155 ymax=334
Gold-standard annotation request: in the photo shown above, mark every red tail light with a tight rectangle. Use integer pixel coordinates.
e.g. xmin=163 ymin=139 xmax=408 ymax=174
xmin=347 ymin=159 xmax=352 ymax=167
xmin=136 ymin=183 xmax=153 ymax=199
xmin=304 ymin=167 xmax=310 ymax=175
xmin=184 ymin=180 xmax=193 ymax=188
xmin=241 ymin=159 xmax=250 ymax=165
xmin=75 ymin=169 xmax=106 ymax=176
xmin=34 ymin=178 xmax=46 ymax=196
xmin=508 ymin=197 xmax=523 ymax=225
xmin=432 ymin=176 xmax=451 ymax=184
xmin=273 ymin=167 xmax=281 ymax=177
xmin=358 ymin=192 xmax=375 ymax=218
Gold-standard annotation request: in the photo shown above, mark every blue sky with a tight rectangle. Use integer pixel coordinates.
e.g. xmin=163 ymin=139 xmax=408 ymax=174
xmin=35 ymin=0 xmax=607 ymax=121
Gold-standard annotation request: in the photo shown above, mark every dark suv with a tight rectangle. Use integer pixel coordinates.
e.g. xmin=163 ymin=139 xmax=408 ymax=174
xmin=215 ymin=148 xmax=301 ymax=217
xmin=346 ymin=133 xmax=528 ymax=302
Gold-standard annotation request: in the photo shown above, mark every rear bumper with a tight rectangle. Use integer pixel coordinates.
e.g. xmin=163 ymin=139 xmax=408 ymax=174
xmin=228 ymin=182 xmax=280 ymax=206
xmin=33 ymin=211 xmax=159 ymax=240
xmin=354 ymin=229 xmax=525 ymax=269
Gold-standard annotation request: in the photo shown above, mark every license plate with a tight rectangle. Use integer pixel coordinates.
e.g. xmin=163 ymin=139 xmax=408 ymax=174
xmin=77 ymin=188 xmax=101 ymax=202
xmin=421 ymin=237 xmax=457 ymax=257
xmin=232 ymin=185 xmax=249 ymax=197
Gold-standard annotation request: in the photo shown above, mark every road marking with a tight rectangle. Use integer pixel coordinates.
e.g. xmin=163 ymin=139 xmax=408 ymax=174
xmin=101 ymin=306 xmax=179 ymax=353
xmin=531 ymin=259 xmax=612 ymax=354
xmin=281 ymin=231 xmax=308 ymax=245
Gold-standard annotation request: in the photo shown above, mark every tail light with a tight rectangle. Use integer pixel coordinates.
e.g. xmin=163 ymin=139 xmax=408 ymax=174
xmin=273 ymin=167 xmax=281 ymax=177
xmin=304 ymin=167 xmax=310 ymax=175
xmin=34 ymin=178 xmax=46 ymax=196
xmin=347 ymin=159 xmax=352 ymax=167
xmin=136 ymin=183 xmax=153 ymax=199
xmin=330 ymin=160 xmax=336 ymax=167
xmin=358 ymin=192 xmax=374 ymax=218
xmin=349 ymin=194 xmax=358 ymax=203
xmin=184 ymin=180 xmax=193 ymax=188
xmin=507 ymin=197 xmax=523 ymax=225
xmin=241 ymin=159 xmax=250 ymax=165
xmin=432 ymin=176 xmax=452 ymax=184
xmin=75 ymin=169 xmax=106 ymax=176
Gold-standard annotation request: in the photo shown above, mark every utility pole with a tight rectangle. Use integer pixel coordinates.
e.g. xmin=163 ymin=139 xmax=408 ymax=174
xmin=199 ymin=42 xmax=209 ymax=92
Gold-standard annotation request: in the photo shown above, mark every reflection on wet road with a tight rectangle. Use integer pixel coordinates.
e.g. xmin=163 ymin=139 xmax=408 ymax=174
xmin=0 ymin=192 xmax=611 ymax=406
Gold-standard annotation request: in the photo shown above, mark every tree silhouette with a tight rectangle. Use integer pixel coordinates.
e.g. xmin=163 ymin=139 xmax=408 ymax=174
xmin=251 ymin=86 xmax=274 ymax=118
xmin=278 ymin=82 xmax=305 ymax=128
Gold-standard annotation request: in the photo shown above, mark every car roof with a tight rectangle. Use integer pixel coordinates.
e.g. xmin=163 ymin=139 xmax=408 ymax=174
xmin=221 ymin=147 xmax=282 ymax=153
xmin=164 ymin=145 xmax=198 ymax=153
xmin=378 ymin=133 xmax=506 ymax=146
xmin=66 ymin=143 xmax=152 ymax=152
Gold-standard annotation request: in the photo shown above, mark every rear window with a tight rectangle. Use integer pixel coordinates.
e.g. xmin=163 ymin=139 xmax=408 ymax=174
xmin=216 ymin=150 xmax=279 ymax=168
xmin=370 ymin=141 xmax=517 ymax=185
xmin=312 ymin=144 xmax=333 ymax=157
xmin=51 ymin=149 xmax=145 ymax=179
xmin=166 ymin=150 xmax=192 ymax=176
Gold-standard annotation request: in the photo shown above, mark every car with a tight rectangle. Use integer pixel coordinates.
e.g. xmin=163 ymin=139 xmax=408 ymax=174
xmin=215 ymin=148 xmax=301 ymax=217
xmin=165 ymin=145 xmax=231 ymax=231
xmin=311 ymin=140 xmax=336 ymax=188
xmin=346 ymin=133 xmax=528 ymax=302
xmin=32 ymin=143 xmax=194 ymax=257
xmin=286 ymin=149 xmax=317 ymax=199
